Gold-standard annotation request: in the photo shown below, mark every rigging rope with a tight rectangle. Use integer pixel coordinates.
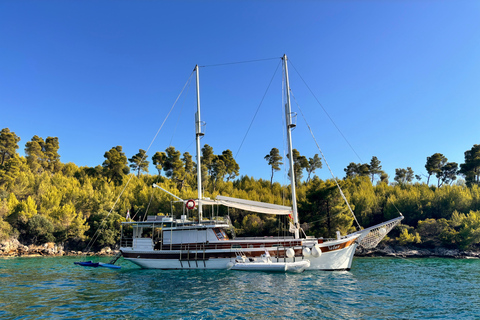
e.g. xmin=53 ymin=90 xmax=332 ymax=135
xmin=83 ymin=70 xmax=195 ymax=255
xmin=235 ymin=60 xmax=281 ymax=159
xmin=290 ymin=90 xmax=362 ymax=230
xmin=200 ymin=57 xmax=281 ymax=68
xmin=142 ymin=175 xmax=162 ymax=221
xmin=288 ymin=59 xmax=363 ymax=163
xmin=169 ymin=75 xmax=194 ymax=147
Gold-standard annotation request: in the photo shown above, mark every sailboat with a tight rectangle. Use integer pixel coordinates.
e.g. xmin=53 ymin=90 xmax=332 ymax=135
xmin=119 ymin=55 xmax=403 ymax=271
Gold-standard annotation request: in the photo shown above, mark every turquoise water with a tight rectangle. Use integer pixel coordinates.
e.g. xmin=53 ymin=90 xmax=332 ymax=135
xmin=1 ymin=256 xmax=479 ymax=319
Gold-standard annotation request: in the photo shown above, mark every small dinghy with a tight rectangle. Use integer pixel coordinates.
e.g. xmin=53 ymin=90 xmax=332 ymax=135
xmin=227 ymin=250 xmax=310 ymax=273
xmin=98 ymin=263 xmax=121 ymax=269
xmin=74 ymin=261 xmax=100 ymax=267
xmin=74 ymin=261 xmax=121 ymax=269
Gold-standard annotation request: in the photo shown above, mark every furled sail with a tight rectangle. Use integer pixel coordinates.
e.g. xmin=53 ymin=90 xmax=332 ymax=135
xmin=214 ymin=195 xmax=292 ymax=215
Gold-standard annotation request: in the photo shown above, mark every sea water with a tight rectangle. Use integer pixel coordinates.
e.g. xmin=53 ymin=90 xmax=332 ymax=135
xmin=0 ymin=256 xmax=479 ymax=319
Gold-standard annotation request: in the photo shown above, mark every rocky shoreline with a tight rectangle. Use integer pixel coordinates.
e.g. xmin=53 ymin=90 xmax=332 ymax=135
xmin=0 ymin=239 xmax=117 ymax=257
xmin=355 ymin=243 xmax=480 ymax=259
xmin=2 ymin=239 xmax=479 ymax=259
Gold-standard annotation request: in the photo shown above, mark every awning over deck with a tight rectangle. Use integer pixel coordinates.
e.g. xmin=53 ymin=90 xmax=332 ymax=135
xmin=214 ymin=195 xmax=292 ymax=216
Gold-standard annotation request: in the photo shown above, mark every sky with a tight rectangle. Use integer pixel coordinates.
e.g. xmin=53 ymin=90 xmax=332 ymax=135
xmin=1 ymin=1 xmax=479 ymax=185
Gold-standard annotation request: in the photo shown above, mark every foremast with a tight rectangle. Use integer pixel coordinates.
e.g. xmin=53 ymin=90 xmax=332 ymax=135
xmin=195 ymin=65 xmax=204 ymax=222
xmin=283 ymin=54 xmax=300 ymax=239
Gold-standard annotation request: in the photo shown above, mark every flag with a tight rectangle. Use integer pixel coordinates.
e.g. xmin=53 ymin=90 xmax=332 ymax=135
xmin=126 ymin=210 xmax=131 ymax=220
xmin=289 ymin=222 xmax=296 ymax=233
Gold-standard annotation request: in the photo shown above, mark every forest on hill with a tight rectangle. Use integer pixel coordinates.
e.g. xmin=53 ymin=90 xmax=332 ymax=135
xmin=1 ymin=127 xmax=480 ymax=251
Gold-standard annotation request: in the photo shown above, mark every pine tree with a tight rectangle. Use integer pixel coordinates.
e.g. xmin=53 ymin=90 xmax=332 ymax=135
xmin=152 ymin=151 xmax=166 ymax=176
xmin=129 ymin=149 xmax=149 ymax=177
xmin=306 ymin=154 xmax=322 ymax=182
xmin=0 ymin=128 xmax=20 ymax=166
xmin=265 ymin=148 xmax=283 ymax=186
xmin=460 ymin=144 xmax=480 ymax=186
xmin=102 ymin=146 xmax=129 ymax=186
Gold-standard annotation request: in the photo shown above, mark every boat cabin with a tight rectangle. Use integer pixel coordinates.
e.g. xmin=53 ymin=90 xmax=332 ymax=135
xmin=120 ymin=215 xmax=232 ymax=251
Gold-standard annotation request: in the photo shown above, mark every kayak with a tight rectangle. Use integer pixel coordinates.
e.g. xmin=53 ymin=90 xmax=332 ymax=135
xmin=74 ymin=261 xmax=121 ymax=269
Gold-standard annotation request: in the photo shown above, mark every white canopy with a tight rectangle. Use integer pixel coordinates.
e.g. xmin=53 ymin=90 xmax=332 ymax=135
xmin=172 ymin=196 xmax=292 ymax=216
xmin=214 ymin=195 xmax=292 ymax=216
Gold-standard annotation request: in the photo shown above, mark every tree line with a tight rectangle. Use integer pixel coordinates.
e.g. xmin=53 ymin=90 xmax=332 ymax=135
xmin=1 ymin=127 xmax=480 ymax=251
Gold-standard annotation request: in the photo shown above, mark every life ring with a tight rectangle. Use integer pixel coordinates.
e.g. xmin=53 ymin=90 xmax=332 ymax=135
xmin=185 ymin=199 xmax=196 ymax=210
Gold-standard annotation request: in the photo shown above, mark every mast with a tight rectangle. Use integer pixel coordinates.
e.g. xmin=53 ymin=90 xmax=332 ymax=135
xmin=283 ymin=54 xmax=300 ymax=239
xmin=195 ymin=65 xmax=203 ymax=222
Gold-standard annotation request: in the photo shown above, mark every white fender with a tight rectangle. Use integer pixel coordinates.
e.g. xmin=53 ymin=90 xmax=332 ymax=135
xmin=286 ymin=248 xmax=295 ymax=258
xmin=311 ymin=245 xmax=322 ymax=258
xmin=302 ymin=247 xmax=311 ymax=257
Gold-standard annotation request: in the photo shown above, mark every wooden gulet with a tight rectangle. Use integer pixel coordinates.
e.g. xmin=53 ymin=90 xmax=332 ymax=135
xmin=119 ymin=55 xmax=403 ymax=271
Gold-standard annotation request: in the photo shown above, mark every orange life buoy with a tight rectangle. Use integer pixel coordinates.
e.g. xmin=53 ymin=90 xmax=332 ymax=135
xmin=185 ymin=199 xmax=196 ymax=210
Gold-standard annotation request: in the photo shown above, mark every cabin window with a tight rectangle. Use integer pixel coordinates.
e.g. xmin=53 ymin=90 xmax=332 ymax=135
xmin=231 ymin=244 xmax=242 ymax=249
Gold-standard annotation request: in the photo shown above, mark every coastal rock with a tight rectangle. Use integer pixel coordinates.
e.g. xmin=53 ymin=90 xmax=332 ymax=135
xmin=433 ymin=247 xmax=460 ymax=257
xmin=355 ymin=244 xmax=480 ymax=259
xmin=0 ymin=239 xmax=21 ymax=255
xmin=99 ymin=247 xmax=112 ymax=255
xmin=0 ymin=240 xmax=68 ymax=257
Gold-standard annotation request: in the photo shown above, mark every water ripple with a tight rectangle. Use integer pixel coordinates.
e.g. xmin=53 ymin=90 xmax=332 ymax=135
xmin=1 ymin=256 xmax=479 ymax=319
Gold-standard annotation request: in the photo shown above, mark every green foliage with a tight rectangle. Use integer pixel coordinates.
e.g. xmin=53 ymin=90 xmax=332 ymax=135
xmin=346 ymin=162 xmax=369 ymax=179
xmin=102 ymin=146 xmax=129 ymax=186
xmin=25 ymin=135 xmax=62 ymax=173
xmin=394 ymin=167 xmax=414 ymax=185
xmin=0 ymin=128 xmax=20 ymax=166
xmin=437 ymin=162 xmax=458 ymax=187
xmin=129 ymin=149 xmax=149 ymax=177
xmin=447 ymin=210 xmax=480 ymax=249
xmin=397 ymin=226 xmax=421 ymax=245
xmin=306 ymin=154 xmax=322 ymax=182
xmin=242 ymin=214 xmax=265 ymax=236
xmin=219 ymin=149 xmax=239 ymax=182
xmin=344 ymin=157 xmax=383 ymax=181
xmin=289 ymin=149 xmax=308 ymax=187
xmin=0 ymin=217 xmax=12 ymax=241
xmin=164 ymin=146 xmax=186 ymax=190
xmin=416 ymin=218 xmax=450 ymax=247
xmin=86 ymin=211 xmax=123 ymax=249
xmin=2 ymin=127 xmax=480 ymax=253
xmin=426 ymin=153 xmax=447 ymax=185
xmin=0 ymin=199 xmax=12 ymax=241
xmin=152 ymin=151 xmax=166 ymax=176
xmin=459 ymin=144 xmax=480 ymax=186
xmin=201 ymin=144 xmax=215 ymax=177
xmin=369 ymin=156 xmax=383 ymax=183
xmin=7 ymin=196 xmax=38 ymax=230
xmin=0 ymin=156 xmax=23 ymax=189
xmin=26 ymin=214 xmax=55 ymax=244
xmin=265 ymin=148 xmax=283 ymax=185
xmin=300 ymin=178 xmax=355 ymax=238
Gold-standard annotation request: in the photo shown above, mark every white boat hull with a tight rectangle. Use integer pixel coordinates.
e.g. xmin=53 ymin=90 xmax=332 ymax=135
xmin=229 ymin=260 xmax=310 ymax=273
xmin=121 ymin=235 xmax=359 ymax=271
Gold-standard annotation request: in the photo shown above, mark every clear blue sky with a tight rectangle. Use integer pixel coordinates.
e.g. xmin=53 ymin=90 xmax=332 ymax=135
xmin=1 ymin=1 xmax=479 ymax=185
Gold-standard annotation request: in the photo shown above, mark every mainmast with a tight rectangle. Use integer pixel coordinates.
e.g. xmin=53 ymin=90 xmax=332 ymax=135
xmin=195 ymin=65 xmax=204 ymax=222
xmin=283 ymin=54 xmax=300 ymax=239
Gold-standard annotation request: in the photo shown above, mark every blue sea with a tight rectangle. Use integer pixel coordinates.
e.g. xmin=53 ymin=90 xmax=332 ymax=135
xmin=0 ymin=256 xmax=479 ymax=319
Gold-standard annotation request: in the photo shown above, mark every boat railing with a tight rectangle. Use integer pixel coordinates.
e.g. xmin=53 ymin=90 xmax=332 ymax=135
xmin=234 ymin=236 xmax=295 ymax=240
xmin=120 ymin=238 xmax=133 ymax=248
xmin=199 ymin=215 xmax=233 ymax=226
xmin=323 ymin=238 xmax=337 ymax=242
